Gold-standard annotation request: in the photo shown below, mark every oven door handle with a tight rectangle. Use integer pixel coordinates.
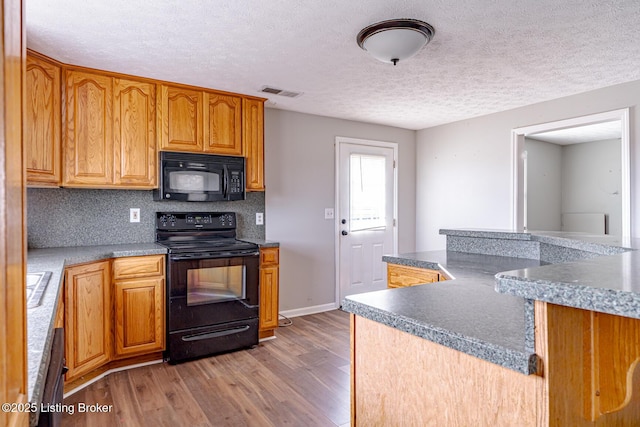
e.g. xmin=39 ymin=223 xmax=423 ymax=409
xmin=181 ymin=325 xmax=251 ymax=342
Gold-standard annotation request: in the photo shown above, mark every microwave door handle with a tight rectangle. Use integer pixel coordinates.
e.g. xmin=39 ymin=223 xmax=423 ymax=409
xmin=223 ymin=164 xmax=229 ymax=199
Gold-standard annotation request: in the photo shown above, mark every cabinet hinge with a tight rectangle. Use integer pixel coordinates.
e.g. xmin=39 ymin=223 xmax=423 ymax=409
xmin=393 ymin=160 xmax=396 ymax=168
xmin=393 ymin=218 xmax=396 ymax=227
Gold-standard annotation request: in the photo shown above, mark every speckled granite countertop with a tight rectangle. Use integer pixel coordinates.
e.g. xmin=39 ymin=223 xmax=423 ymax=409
xmin=344 ymin=229 xmax=640 ymax=376
xmin=238 ymin=238 xmax=280 ymax=248
xmin=342 ymin=251 xmax=543 ymax=374
xmin=26 ymin=243 xmax=166 ymax=424
xmin=441 ymin=229 xmax=640 ymax=318
xmin=496 ymin=250 xmax=640 ymax=319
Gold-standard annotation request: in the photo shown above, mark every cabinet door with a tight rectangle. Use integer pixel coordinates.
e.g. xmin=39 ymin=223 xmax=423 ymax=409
xmin=114 ymin=277 xmax=165 ymax=358
xmin=64 ymin=261 xmax=111 ymax=381
xmin=26 ymin=53 xmax=61 ymax=186
xmin=242 ymin=98 xmax=265 ymax=191
xmin=204 ymin=92 xmax=242 ymax=155
xmin=63 ymin=70 xmax=113 ymax=186
xmin=259 ymin=265 xmax=279 ymax=333
xmin=259 ymin=247 xmax=279 ymax=337
xmin=158 ymin=85 xmax=203 ymax=152
xmin=113 ymin=78 xmax=156 ymax=187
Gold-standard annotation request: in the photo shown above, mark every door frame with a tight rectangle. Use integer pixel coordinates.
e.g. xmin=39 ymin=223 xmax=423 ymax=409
xmin=510 ymin=108 xmax=630 ymax=239
xmin=334 ymin=136 xmax=398 ymax=305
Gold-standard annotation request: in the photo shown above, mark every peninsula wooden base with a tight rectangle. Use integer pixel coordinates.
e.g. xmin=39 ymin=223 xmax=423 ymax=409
xmin=351 ymin=315 xmax=545 ymax=426
xmin=351 ymin=303 xmax=640 ymax=426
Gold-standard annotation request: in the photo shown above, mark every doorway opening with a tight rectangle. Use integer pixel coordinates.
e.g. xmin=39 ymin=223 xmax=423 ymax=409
xmin=511 ymin=109 xmax=630 ymax=240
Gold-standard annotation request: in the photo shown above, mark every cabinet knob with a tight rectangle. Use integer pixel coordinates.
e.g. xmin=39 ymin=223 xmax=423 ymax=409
xmin=341 ymin=230 xmax=348 ymax=236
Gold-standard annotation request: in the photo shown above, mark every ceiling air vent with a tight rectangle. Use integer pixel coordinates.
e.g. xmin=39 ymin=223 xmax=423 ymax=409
xmin=260 ymin=86 xmax=302 ymax=98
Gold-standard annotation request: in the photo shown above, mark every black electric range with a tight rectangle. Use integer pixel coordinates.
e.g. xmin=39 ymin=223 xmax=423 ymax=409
xmin=155 ymin=212 xmax=260 ymax=363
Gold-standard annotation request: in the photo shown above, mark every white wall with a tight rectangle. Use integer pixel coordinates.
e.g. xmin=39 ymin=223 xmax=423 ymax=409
xmin=562 ymin=139 xmax=622 ymax=235
xmin=525 ymin=138 xmax=562 ymax=231
xmin=264 ymin=109 xmax=416 ymax=312
xmin=416 ymin=79 xmax=640 ymax=250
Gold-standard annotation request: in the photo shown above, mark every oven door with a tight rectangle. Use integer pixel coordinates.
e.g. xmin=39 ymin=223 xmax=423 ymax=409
xmin=167 ymin=254 xmax=259 ymax=332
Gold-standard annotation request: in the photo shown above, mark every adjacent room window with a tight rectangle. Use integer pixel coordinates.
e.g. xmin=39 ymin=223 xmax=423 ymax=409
xmin=350 ymin=154 xmax=386 ymax=231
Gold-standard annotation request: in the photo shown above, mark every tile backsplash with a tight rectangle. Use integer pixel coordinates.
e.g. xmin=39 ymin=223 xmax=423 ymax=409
xmin=27 ymin=188 xmax=265 ymax=248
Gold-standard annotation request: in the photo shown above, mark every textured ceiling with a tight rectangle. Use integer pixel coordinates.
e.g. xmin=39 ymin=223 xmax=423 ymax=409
xmin=26 ymin=0 xmax=640 ymax=130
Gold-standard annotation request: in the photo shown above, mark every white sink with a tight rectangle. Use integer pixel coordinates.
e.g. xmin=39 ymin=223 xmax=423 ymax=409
xmin=26 ymin=271 xmax=51 ymax=308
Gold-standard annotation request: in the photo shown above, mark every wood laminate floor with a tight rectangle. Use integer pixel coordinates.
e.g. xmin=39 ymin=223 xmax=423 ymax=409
xmin=62 ymin=310 xmax=351 ymax=427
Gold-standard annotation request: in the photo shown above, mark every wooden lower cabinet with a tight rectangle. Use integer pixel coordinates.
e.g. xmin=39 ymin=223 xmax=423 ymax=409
xmin=63 ymin=255 xmax=165 ymax=383
xmin=64 ymin=260 xmax=112 ymax=381
xmin=114 ymin=277 xmax=165 ymax=358
xmin=259 ymin=247 xmax=279 ymax=339
xmin=113 ymin=255 xmax=165 ymax=358
xmin=387 ymin=263 xmax=445 ymax=288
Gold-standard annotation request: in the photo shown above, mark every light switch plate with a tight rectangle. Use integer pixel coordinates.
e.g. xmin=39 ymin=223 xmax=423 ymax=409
xmin=130 ymin=208 xmax=140 ymax=223
xmin=256 ymin=212 xmax=264 ymax=225
xmin=324 ymin=208 xmax=334 ymax=220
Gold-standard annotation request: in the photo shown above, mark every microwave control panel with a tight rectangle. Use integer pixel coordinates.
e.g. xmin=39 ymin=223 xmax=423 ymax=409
xmin=230 ymin=171 xmax=243 ymax=194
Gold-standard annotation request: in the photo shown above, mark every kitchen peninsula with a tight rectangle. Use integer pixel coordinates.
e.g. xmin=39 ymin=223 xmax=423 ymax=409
xmin=343 ymin=229 xmax=640 ymax=426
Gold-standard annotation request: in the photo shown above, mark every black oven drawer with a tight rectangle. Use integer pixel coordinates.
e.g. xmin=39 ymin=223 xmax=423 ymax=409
xmin=167 ymin=318 xmax=258 ymax=363
xmin=169 ymin=297 xmax=258 ymax=331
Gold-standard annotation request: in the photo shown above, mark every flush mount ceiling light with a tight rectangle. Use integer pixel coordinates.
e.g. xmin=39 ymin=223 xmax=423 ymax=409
xmin=356 ymin=18 xmax=435 ymax=66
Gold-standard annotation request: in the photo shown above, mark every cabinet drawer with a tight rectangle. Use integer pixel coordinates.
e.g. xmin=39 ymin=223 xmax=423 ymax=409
xmin=113 ymin=255 xmax=165 ymax=280
xmin=260 ymin=247 xmax=279 ymax=266
xmin=387 ymin=264 xmax=441 ymax=288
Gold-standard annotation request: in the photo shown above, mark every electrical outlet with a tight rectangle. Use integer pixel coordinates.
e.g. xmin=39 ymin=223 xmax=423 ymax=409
xmin=324 ymin=208 xmax=334 ymax=220
xmin=256 ymin=212 xmax=264 ymax=225
xmin=130 ymin=208 xmax=140 ymax=223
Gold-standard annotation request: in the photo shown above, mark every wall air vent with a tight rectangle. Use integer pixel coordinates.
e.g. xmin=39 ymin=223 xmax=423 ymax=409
xmin=260 ymin=86 xmax=302 ymax=98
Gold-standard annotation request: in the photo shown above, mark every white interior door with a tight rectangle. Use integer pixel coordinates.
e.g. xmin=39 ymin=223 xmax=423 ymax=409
xmin=336 ymin=138 xmax=397 ymax=302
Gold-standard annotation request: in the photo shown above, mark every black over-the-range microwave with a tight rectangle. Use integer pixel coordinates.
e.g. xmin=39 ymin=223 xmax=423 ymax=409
xmin=154 ymin=151 xmax=246 ymax=202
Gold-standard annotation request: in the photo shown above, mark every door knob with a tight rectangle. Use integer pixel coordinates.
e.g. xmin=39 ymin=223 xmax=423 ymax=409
xmin=341 ymin=230 xmax=348 ymax=236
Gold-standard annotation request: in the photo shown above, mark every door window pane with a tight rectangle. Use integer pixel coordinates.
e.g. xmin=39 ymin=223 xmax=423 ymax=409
xmin=187 ymin=265 xmax=245 ymax=305
xmin=350 ymin=154 xmax=386 ymax=231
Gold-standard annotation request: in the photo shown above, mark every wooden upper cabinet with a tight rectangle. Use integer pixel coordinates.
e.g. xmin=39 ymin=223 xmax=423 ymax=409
xmin=64 ymin=70 xmax=156 ymax=189
xmin=63 ymin=70 xmax=114 ymax=186
xmin=159 ymin=85 xmax=245 ymax=156
xmin=243 ymin=98 xmax=265 ymax=191
xmin=28 ymin=50 xmax=266 ymax=190
xmin=204 ymin=92 xmax=242 ymax=155
xmin=113 ymin=78 xmax=156 ymax=187
xmin=26 ymin=53 xmax=61 ymax=186
xmin=158 ymin=84 xmax=203 ymax=152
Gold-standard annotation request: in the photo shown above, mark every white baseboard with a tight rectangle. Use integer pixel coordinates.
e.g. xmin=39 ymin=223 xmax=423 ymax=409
xmin=279 ymin=302 xmax=339 ymax=319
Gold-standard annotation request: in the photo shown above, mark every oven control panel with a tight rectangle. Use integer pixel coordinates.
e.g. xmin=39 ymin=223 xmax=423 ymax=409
xmin=157 ymin=212 xmax=236 ymax=230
